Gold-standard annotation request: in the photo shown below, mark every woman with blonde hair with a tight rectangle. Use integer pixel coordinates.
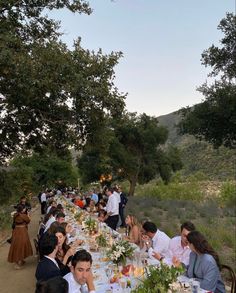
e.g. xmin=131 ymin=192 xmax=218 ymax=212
xmin=125 ymin=214 xmax=142 ymax=247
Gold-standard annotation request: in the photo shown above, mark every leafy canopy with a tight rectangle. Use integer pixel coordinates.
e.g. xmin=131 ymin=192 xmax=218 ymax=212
xmin=0 ymin=0 xmax=125 ymax=162
xmin=179 ymin=13 xmax=236 ymax=149
xmin=78 ymin=112 xmax=183 ymax=195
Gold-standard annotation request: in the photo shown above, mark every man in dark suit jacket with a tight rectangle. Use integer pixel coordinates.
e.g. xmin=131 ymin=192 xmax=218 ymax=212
xmin=118 ymin=186 xmax=128 ymax=227
xmin=36 ymin=234 xmax=61 ymax=281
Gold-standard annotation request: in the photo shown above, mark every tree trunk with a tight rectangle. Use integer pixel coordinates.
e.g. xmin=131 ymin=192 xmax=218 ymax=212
xmin=128 ymin=177 xmax=137 ymax=196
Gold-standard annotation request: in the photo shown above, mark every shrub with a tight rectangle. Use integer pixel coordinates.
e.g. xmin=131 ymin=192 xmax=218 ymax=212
xmin=220 ymin=181 xmax=236 ymax=207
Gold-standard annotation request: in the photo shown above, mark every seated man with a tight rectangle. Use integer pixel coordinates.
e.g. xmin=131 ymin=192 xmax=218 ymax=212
xmin=90 ymin=190 xmax=99 ymax=205
xmin=44 ymin=208 xmax=57 ymax=232
xmin=167 ymin=221 xmax=195 ymax=266
xmin=35 ymin=276 xmax=68 ymax=293
xmin=56 ymin=212 xmax=66 ymax=224
xmin=63 ymin=249 xmax=96 ymax=293
xmin=36 ymin=234 xmax=61 ymax=281
xmin=142 ymin=221 xmax=170 ymax=262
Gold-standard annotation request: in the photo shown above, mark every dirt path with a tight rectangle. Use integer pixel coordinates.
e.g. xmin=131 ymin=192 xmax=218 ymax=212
xmin=0 ymin=205 xmax=41 ymax=293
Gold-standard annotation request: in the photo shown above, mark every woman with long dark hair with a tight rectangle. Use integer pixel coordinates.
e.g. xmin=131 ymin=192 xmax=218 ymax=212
xmin=186 ymin=231 xmax=225 ymax=293
xmin=53 ymin=226 xmax=76 ymax=275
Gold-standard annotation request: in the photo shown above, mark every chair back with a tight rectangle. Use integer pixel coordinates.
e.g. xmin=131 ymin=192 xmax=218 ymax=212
xmin=33 ymin=238 xmax=39 ymax=261
xmin=221 ymin=264 xmax=236 ymax=293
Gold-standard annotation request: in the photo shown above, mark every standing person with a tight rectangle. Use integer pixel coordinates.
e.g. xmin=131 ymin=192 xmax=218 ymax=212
xmin=185 ymin=231 xmax=225 ymax=293
xmin=40 ymin=191 xmax=47 ymax=215
xmin=15 ymin=195 xmax=31 ymax=211
xmin=7 ymin=195 xmax=31 ymax=244
xmin=167 ymin=221 xmax=195 ymax=266
xmin=8 ymin=204 xmax=33 ymax=269
xmin=63 ymin=250 xmax=96 ymax=293
xmin=118 ymin=186 xmax=128 ymax=227
xmin=104 ymin=187 xmax=119 ymax=230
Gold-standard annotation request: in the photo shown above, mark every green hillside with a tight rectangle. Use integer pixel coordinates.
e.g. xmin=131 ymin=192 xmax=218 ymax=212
xmin=158 ymin=112 xmax=236 ymax=180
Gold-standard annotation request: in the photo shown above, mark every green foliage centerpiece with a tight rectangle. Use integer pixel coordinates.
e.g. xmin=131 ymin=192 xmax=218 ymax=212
xmin=75 ymin=211 xmax=85 ymax=224
xmin=132 ymin=262 xmax=184 ymax=293
xmin=106 ymin=239 xmax=135 ymax=266
xmin=84 ymin=217 xmax=97 ymax=234
xmin=96 ymin=233 xmax=108 ymax=248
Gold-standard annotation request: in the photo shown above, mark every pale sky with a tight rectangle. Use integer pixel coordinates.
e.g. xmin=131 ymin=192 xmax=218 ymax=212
xmin=50 ymin=0 xmax=235 ymax=116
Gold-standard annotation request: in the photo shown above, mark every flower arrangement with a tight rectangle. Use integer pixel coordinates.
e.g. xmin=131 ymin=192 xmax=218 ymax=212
xmin=96 ymin=233 xmax=108 ymax=247
xmin=131 ymin=262 xmax=185 ymax=293
xmin=106 ymin=240 xmax=135 ymax=265
xmin=84 ymin=217 xmax=97 ymax=234
xmin=75 ymin=211 xmax=85 ymax=224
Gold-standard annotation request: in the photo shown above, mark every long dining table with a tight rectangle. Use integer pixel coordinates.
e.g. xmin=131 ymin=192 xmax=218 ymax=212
xmin=56 ymin=195 xmax=207 ymax=293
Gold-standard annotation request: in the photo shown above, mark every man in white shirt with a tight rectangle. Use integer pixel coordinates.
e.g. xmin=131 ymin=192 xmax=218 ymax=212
xmin=142 ymin=221 xmax=170 ymax=262
xmin=104 ymin=187 xmax=119 ymax=230
xmin=63 ymin=249 xmax=96 ymax=293
xmin=167 ymin=221 xmax=195 ymax=266
xmin=113 ymin=185 xmax=121 ymax=204
xmin=44 ymin=209 xmax=57 ymax=233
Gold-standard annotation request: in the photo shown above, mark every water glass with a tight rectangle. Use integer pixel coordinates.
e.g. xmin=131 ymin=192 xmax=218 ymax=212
xmin=191 ymin=279 xmax=200 ymax=293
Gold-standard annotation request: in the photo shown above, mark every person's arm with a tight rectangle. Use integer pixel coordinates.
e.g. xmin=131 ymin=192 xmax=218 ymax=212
xmin=129 ymin=225 xmax=140 ymax=244
xmin=86 ymin=271 xmax=96 ymax=293
xmin=62 ymin=247 xmax=76 ymax=265
xmin=21 ymin=213 xmax=31 ymax=224
xmin=198 ymin=260 xmax=219 ymax=292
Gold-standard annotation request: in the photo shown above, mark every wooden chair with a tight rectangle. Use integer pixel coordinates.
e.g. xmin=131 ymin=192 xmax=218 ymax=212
xmin=221 ymin=264 xmax=236 ymax=293
xmin=33 ymin=238 xmax=40 ymax=261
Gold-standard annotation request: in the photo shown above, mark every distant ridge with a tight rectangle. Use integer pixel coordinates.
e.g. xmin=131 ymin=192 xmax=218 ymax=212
xmin=157 ymin=111 xmax=182 ymax=145
xmin=157 ymin=111 xmax=236 ymax=180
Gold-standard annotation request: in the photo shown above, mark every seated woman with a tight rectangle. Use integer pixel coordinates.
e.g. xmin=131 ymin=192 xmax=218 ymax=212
xmin=125 ymin=215 xmax=142 ymax=247
xmin=53 ymin=226 xmax=76 ymax=275
xmin=97 ymin=200 xmax=106 ymax=212
xmin=60 ymin=222 xmax=83 ymax=246
xmin=8 ymin=204 xmax=33 ymax=269
xmin=46 ymin=199 xmax=57 ymax=214
xmin=185 ymin=231 xmax=225 ymax=293
xmin=88 ymin=199 xmax=97 ymax=213
xmin=98 ymin=209 xmax=107 ymax=222
xmin=74 ymin=196 xmax=85 ymax=209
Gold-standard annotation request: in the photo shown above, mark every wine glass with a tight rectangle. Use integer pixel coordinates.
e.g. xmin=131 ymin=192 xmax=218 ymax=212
xmin=105 ymin=267 xmax=112 ymax=282
xmin=119 ymin=278 xmax=127 ymax=292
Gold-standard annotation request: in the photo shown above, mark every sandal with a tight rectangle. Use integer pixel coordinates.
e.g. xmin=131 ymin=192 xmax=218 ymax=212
xmin=14 ymin=264 xmax=22 ymax=270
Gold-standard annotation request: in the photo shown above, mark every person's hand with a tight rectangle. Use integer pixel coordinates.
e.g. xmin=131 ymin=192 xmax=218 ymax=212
xmin=152 ymin=251 xmax=162 ymax=260
xmin=66 ymin=247 xmax=76 ymax=258
xmin=75 ymin=239 xmax=84 ymax=246
xmin=172 ymin=256 xmax=181 ymax=267
xmin=142 ymin=236 xmax=151 ymax=249
xmin=86 ymin=271 xmax=95 ymax=291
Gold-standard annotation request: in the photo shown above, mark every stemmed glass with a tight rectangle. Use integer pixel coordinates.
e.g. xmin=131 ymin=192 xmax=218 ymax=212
xmin=105 ymin=267 xmax=112 ymax=282
xmin=119 ymin=278 xmax=127 ymax=292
